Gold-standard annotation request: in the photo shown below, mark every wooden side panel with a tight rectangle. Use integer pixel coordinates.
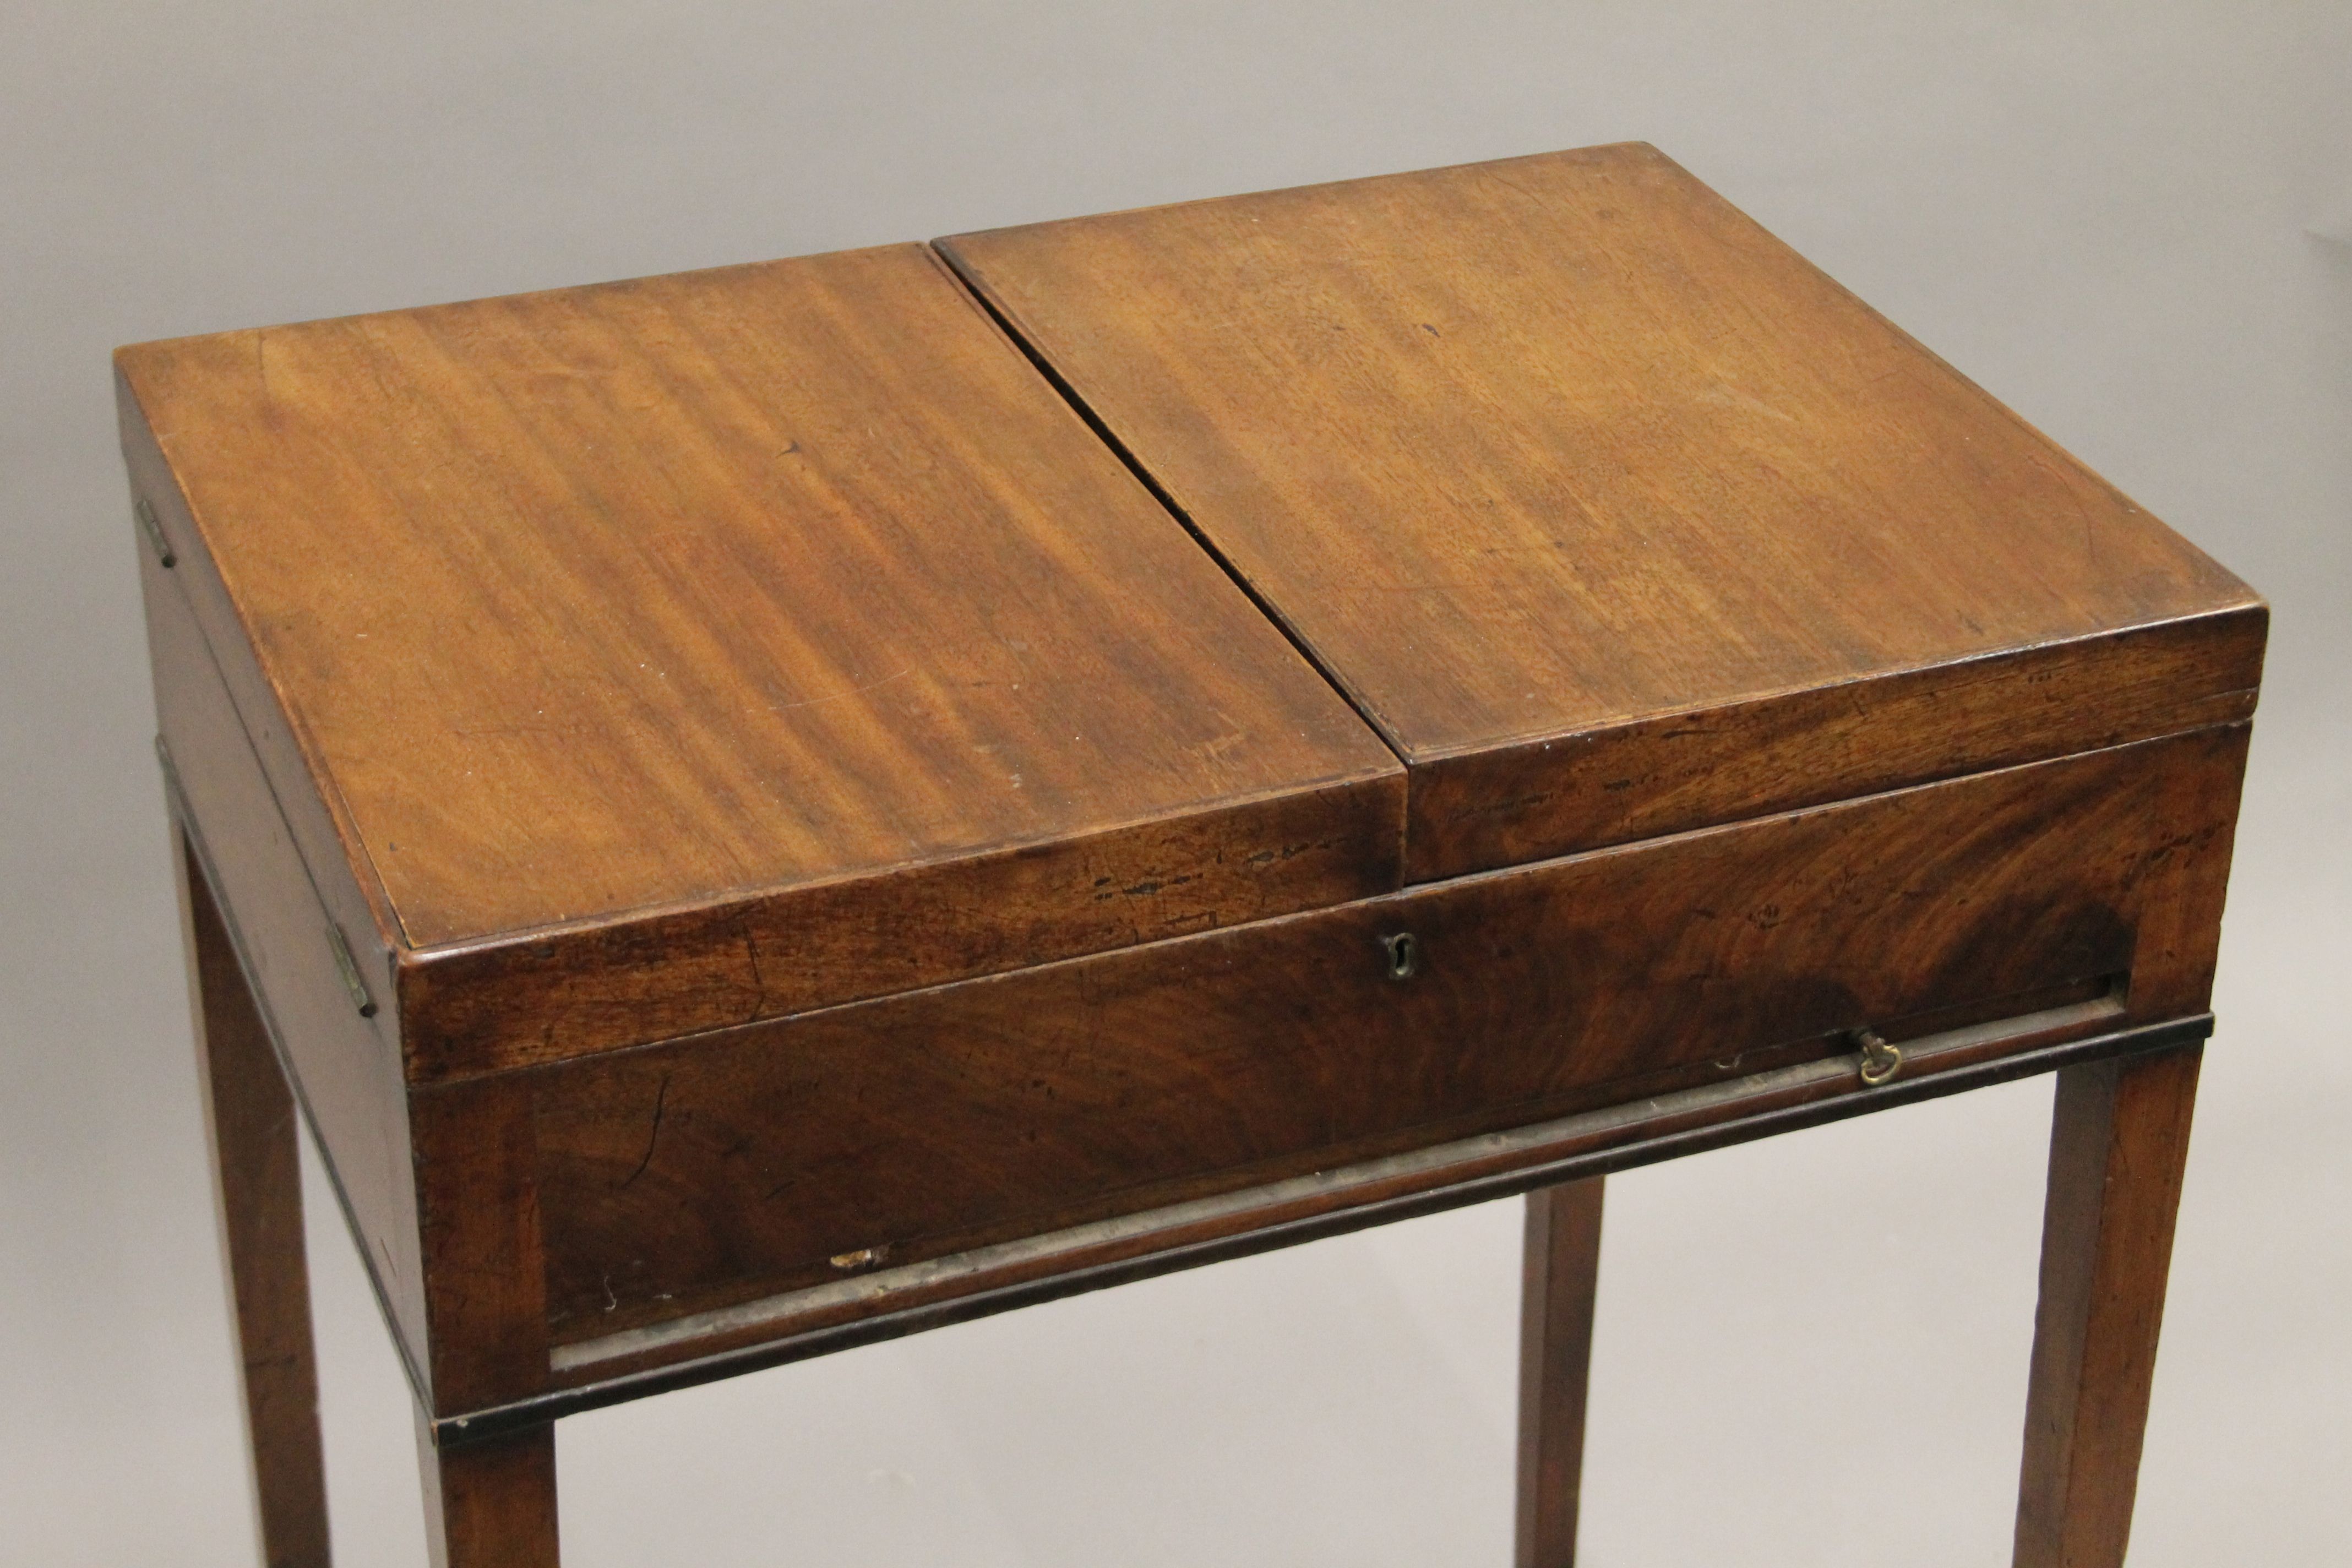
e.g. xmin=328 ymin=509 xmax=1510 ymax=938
xmin=532 ymin=726 xmax=2247 ymax=1344
xmin=123 ymin=383 xmax=401 ymax=1028
xmin=142 ymin=543 xmax=430 ymax=1375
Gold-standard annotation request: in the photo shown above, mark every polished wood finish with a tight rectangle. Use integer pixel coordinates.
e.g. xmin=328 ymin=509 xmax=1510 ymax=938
xmin=2015 ymin=1046 xmax=2203 ymax=1567
xmin=530 ymin=726 xmax=2244 ymax=1355
xmin=1517 ymin=1179 xmax=1605 ymax=1568
xmin=417 ymin=1416 xmax=559 ymax=1568
xmin=411 ymin=1075 xmax=551 ymax=1415
xmin=145 ymin=536 xmax=431 ymax=1379
xmin=117 ymin=241 xmax=1404 ymax=1077
xmin=177 ymin=830 xmax=333 ymax=1568
xmin=1405 ymin=613 xmax=2260 ymax=879
xmin=122 ymin=380 xmax=403 ymax=997
xmin=124 ymin=143 xmax=2264 ymax=1566
xmin=938 ymin=143 xmax=2265 ymax=879
xmin=543 ymin=1010 xmax=2186 ymax=1395
xmin=399 ymin=771 xmax=1399 ymax=1082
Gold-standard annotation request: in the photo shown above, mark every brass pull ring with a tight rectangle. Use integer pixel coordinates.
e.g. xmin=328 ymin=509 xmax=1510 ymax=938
xmin=1855 ymin=1027 xmax=1903 ymax=1086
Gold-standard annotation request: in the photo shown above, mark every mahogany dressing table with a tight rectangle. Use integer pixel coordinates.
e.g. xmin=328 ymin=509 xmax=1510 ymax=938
xmin=121 ymin=144 xmax=2263 ymax=1566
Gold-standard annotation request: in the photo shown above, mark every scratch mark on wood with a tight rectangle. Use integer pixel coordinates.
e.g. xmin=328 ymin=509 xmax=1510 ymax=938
xmin=620 ymin=1075 xmax=670 ymax=1190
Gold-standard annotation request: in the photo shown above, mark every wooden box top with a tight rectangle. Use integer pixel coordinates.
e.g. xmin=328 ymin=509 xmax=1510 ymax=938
xmin=940 ymin=143 xmax=2263 ymax=880
xmin=119 ymin=243 xmax=1406 ymax=1066
xmin=122 ymin=144 xmax=2262 ymax=1074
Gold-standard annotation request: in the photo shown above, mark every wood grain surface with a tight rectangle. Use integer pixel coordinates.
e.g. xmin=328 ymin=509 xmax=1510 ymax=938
xmin=128 ymin=151 xmax=2267 ymax=1562
xmin=1517 ymin=1179 xmax=1605 ymax=1568
xmin=118 ymin=242 xmax=1404 ymax=1073
xmin=417 ymin=1415 xmax=558 ymax=1568
xmin=530 ymin=724 xmax=2246 ymax=1347
xmin=124 ymin=387 xmax=405 ymax=998
xmin=176 ymin=830 xmax=334 ymax=1568
xmin=411 ymin=1071 xmax=551 ymax=1415
xmin=144 ymin=540 xmax=432 ymax=1373
xmin=2015 ymin=1046 xmax=2203 ymax=1568
xmin=939 ymin=144 xmax=2266 ymax=879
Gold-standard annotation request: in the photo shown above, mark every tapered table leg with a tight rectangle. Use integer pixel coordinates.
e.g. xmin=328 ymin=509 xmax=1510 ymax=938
xmin=2014 ymin=1046 xmax=2203 ymax=1568
xmin=1516 ymin=1177 xmax=1605 ymax=1568
xmin=176 ymin=830 xmax=333 ymax=1568
xmin=417 ymin=1414 xmax=559 ymax=1568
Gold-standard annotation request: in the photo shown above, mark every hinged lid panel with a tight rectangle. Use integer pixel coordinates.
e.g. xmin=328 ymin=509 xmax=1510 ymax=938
xmin=119 ymin=243 xmax=1404 ymax=1072
xmin=939 ymin=145 xmax=2264 ymax=879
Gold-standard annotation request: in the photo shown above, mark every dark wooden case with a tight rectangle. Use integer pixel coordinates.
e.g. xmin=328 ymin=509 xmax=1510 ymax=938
xmin=123 ymin=145 xmax=2260 ymax=1447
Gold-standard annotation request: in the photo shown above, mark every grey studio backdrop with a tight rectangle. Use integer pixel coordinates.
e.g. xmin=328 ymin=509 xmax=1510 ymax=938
xmin=4 ymin=5 xmax=2346 ymax=1565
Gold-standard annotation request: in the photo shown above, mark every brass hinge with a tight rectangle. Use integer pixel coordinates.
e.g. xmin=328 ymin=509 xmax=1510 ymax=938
xmin=325 ymin=922 xmax=379 ymax=1018
xmin=153 ymin=734 xmax=185 ymax=807
xmin=135 ymin=498 xmax=176 ymax=568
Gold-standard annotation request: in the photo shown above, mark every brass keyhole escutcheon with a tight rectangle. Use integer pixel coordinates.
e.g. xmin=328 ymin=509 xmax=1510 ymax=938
xmin=1381 ymin=932 xmax=1420 ymax=982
